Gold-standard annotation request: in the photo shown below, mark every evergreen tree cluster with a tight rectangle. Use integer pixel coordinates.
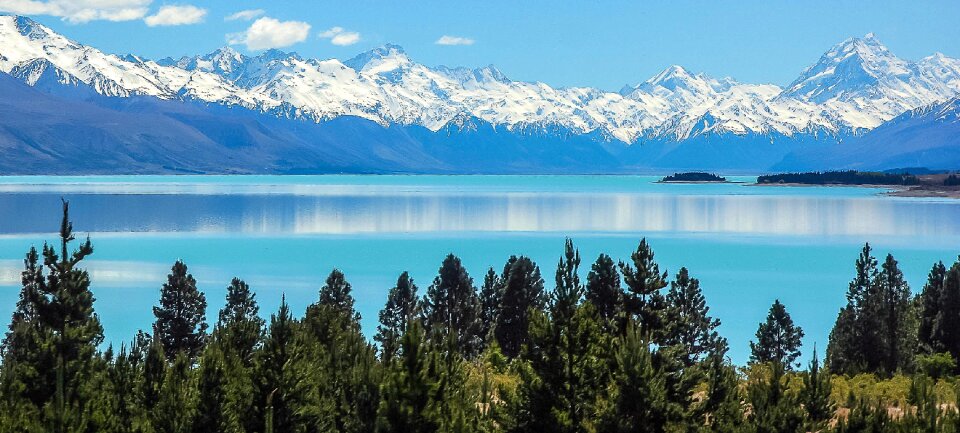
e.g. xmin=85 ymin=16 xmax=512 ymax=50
xmin=827 ymin=244 xmax=923 ymax=376
xmin=8 ymin=206 xmax=960 ymax=432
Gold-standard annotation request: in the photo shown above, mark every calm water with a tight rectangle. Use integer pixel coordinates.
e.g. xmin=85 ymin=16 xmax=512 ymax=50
xmin=0 ymin=175 xmax=957 ymax=364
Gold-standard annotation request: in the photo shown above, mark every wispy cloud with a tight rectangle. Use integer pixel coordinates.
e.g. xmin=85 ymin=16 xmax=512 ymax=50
xmin=144 ymin=4 xmax=206 ymax=27
xmin=436 ymin=35 xmax=474 ymax=46
xmin=225 ymin=8 xmax=264 ymax=22
xmin=227 ymin=16 xmax=310 ymax=51
xmin=318 ymin=26 xmax=360 ymax=46
xmin=0 ymin=0 xmax=151 ymax=23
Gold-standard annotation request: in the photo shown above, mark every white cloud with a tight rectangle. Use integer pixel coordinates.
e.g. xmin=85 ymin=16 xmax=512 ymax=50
xmin=436 ymin=35 xmax=475 ymax=46
xmin=318 ymin=26 xmax=343 ymax=38
xmin=318 ymin=26 xmax=360 ymax=46
xmin=331 ymin=32 xmax=360 ymax=46
xmin=144 ymin=4 xmax=206 ymax=27
xmin=225 ymin=8 xmax=263 ymax=21
xmin=227 ymin=16 xmax=310 ymax=51
xmin=0 ymin=0 xmax=151 ymax=23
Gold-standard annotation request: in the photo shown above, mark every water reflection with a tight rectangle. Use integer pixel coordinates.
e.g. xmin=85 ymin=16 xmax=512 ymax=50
xmin=0 ymin=191 xmax=956 ymax=239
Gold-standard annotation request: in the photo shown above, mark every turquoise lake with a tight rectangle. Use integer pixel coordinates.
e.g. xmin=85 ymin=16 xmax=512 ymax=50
xmin=0 ymin=175 xmax=958 ymax=365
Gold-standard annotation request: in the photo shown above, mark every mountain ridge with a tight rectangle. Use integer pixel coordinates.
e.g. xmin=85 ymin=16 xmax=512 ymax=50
xmin=4 ymin=14 xmax=959 ymax=143
xmin=1 ymin=14 xmax=960 ymax=174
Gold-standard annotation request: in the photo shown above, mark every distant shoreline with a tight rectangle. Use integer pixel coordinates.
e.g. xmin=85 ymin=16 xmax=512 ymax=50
xmin=884 ymin=185 xmax=960 ymax=199
xmin=749 ymin=180 xmax=960 ymax=199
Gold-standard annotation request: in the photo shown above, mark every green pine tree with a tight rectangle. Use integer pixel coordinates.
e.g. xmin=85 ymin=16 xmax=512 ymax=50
xmin=619 ymin=238 xmax=669 ymax=342
xmin=0 ymin=201 xmax=104 ymax=433
xmin=254 ymin=296 xmax=311 ymax=433
xmin=478 ymin=267 xmax=502 ymax=352
xmin=877 ymin=253 xmax=916 ymax=374
xmin=423 ymin=254 xmax=483 ymax=358
xmin=376 ymin=322 xmax=479 ymax=433
xmin=599 ymin=320 xmax=669 ymax=433
xmin=918 ymin=261 xmax=947 ymax=354
xmin=210 ymin=278 xmax=263 ymax=433
xmin=375 ymin=321 xmax=437 ymax=433
xmin=827 ymin=246 xmax=918 ymax=376
xmin=746 ymin=362 xmax=805 ymax=433
xmin=801 ymin=348 xmax=834 ymax=431
xmin=749 ymin=299 xmax=805 ymax=368
xmin=376 ymin=271 xmax=420 ymax=362
xmin=193 ymin=346 xmax=231 ymax=433
xmin=827 ymin=243 xmax=879 ymax=375
xmin=930 ymin=259 xmax=960 ymax=364
xmin=303 ymin=270 xmax=380 ymax=433
xmin=661 ymin=267 xmax=723 ymax=368
xmin=512 ymin=239 xmax=607 ymax=433
xmin=697 ymin=344 xmax=744 ymax=433
xmin=316 ymin=269 xmax=359 ymax=321
xmin=153 ymin=260 xmax=208 ymax=361
xmin=494 ymin=255 xmax=545 ymax=358
xmin=656 ymin=266 xmax=724 ymax=428
xmin=152 ymin=352 xmax=197 ymax=433
xmin=585 ymin=253 xmax=623 ymax=328
xmin=214 ymin=277 xmax=264 ymax=363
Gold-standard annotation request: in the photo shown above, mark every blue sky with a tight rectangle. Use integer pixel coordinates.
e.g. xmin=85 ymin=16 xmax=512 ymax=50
xmin=3 ymin=0 xmax=959 ymax=90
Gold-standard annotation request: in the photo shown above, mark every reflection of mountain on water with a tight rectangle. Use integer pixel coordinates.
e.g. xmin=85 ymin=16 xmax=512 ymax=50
xmin=0 ymin=191 xmax=956 ymax=240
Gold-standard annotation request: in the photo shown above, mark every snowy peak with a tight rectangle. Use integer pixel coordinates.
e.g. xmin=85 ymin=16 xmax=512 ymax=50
xmin=10 ymin=15 xmax=54 ymax=41
xmin=182 ymin=47 xmax=246 ymax=75
xmin=919 ymin=52 xmax=960 ymax=87
xmin=473 ymin=64 xmax=509 ymax=83
xmin=645 ymin=65 xmax=698 ymax=89
xmin=344 ymin=44 xmax=410 ymax=74
xmin=779 ymin=33 xmax=960 ymax=129
xmin=783 ymin=33 xmax=910 ymax=102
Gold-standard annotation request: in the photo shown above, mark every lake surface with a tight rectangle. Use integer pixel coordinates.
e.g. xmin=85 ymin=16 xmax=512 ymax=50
xmin=0 ymin=175 xmax=957 ymax=365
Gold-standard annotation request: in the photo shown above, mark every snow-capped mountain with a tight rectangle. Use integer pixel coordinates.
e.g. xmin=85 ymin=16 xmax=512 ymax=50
xmin=782 ymin=33 xmax=960 ymax=130
xmin=3 ymin=14 xmax=959 ymax=146
xmin=2 ymin=14 xmax=960 ymax=175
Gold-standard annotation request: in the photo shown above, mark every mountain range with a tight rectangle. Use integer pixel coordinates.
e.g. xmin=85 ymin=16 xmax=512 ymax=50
xmin=0 ymin=14 xmax=958 ymax=174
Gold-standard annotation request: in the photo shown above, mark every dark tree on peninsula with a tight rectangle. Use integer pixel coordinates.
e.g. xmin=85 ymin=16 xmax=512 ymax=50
xmin=620 ymin=238 xmax=669 ymax=341
xmin=153 ymin=260 xmax=208 ymax=361
xmin=376 ymin=271 xmax=419 ymax=362
xmin=422 ymin=254 xmax=482 ymax=357
xmin=586 ymin=253 xmax=623 ymax=326
xmin=494 ymin=255 xmax=546 ymax=358
xmin=749 ymin=299 xmax=805 ymax=368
